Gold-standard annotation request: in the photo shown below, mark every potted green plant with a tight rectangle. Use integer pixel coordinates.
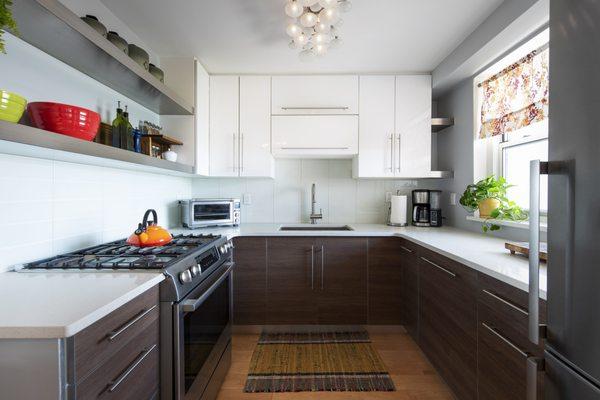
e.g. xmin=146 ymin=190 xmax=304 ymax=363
xmin=459 ymin=175 xmax=528 ymax=232
xmin=1 ymin=0 xmax=17 ymax=54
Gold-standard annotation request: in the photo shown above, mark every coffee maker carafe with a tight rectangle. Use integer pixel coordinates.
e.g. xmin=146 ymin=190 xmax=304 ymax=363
xmin=412 ymin=190 xmax=431 ymax=227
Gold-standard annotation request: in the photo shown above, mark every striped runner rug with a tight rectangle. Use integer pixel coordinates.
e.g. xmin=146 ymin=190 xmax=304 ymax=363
xmin=244 ymin=331 xmax=396 ymax=393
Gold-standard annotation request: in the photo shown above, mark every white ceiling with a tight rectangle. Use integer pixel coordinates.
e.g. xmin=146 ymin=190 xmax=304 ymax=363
xmin=100 ymin=0 xmax=504 ymax=74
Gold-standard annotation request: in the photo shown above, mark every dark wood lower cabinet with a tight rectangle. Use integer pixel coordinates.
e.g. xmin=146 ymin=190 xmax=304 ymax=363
xmin=232 ymin=237 xmax=267 ymax=325
xmin=368 ymin=237 xmax=403 ymax=325
xmin=399 ymin=240 xmax=419 ymax=339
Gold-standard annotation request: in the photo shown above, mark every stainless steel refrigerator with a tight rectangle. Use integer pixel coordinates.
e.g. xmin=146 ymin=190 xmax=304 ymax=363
xmin=528 ymin=0 xmax=600 ymax=398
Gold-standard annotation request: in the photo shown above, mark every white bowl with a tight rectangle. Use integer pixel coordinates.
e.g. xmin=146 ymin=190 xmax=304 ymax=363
xmin=163 ymin=150 xmax=178 ymax=162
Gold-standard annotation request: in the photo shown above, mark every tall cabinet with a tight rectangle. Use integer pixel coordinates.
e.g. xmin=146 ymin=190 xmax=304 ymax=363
xmin=354 ymin=75 xmax=433 ymax=178
xmin=209 ymin=75 xmax=274 ymax=177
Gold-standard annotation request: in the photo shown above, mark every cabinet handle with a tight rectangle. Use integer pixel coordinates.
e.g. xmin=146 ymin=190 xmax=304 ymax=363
xmin=400 ymin=245 xmax=413 ymax=254
xmin=420 ymin=257 xmax=456 ymax=278
xmin=396 ymin=133 xmax=401 ymax=172
xmin=389 ymin=134 xmax=394 ymax=172
xmin=481 ymin=322 xmax=528 ymax=358
xmin=240 ymin=133 xmax=244 ymax=173
xmin=311 ymin=246 xmax=314 ymax=291
xmin=107 ymin=305 xmax=157 ymax=342
xmin=482 ymin=289 xmax=529 ymax=316
xmin=527 ymin=356 xmax=545 ymax=400
xmin=107 ymin=344 xmax=157 ymax=393
xmin=281 ymin=106 xmax=349 ymax=110
xmin=232 ymin=133 xmax=237 ymax=173
xmin=321 ymin=245 xmax=325 ymax=291
xmin=280 ymin=147 xmax=349 ymax=150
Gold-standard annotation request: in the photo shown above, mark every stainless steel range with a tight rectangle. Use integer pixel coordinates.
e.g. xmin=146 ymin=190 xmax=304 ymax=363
xmin=18 ymin=233 xmax=235 ymax=400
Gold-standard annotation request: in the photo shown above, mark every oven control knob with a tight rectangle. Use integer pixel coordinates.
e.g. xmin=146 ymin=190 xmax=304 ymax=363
xmin=179 ymin=269 xmax=193 ymax=284
xmin=190 ymin=264 xmax=200 ymax=277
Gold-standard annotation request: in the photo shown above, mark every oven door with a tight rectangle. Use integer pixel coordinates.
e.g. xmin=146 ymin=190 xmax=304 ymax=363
xmin=192 ymin=201 xmax=234 ymax=226
xmin=174 ymin=261 xmax=233 ymax=400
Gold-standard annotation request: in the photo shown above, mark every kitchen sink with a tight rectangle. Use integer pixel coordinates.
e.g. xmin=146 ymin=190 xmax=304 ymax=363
xmin=279 ymin=225 xmax=354 ymax=231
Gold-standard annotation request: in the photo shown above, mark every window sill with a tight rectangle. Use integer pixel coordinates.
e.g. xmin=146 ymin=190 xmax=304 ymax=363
xmin=466 ymin=216 xmax=548 ymax=232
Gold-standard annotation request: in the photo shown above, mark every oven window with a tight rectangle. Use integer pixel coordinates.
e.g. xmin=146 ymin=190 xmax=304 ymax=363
xmin=193 ymin=204 xmax=231 ymax=221
xmin=183 ymin=277 xmax=230 ymax=392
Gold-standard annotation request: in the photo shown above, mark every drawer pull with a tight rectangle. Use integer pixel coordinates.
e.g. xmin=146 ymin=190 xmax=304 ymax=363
xmin=107 ymin=344 xmax=157 ymax=393
xmin=482 ymin=322 xmax=528 ymax=358
xmin=107 ymin=305 xmax=157 ymax=342
xmin=400 ymin=246 xmax=413 ymax=254
xmin=482 ymin=289 xmax=529 ymax=316
xmin=281 ymin=106 xmax=349 ymax=110
xmin=280 ymin=147 xmax=350 ymax=150
xmin=420 ymin=257 xmax=456 ymax=278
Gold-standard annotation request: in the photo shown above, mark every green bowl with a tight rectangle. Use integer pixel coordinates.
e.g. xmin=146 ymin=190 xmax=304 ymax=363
xmin=0 ymin=91 xmax=27 ymax=123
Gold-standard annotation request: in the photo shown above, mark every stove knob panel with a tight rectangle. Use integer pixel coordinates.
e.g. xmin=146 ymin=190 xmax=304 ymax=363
xmin=179 ymin=269 xmax=193 ymax=284
xmin=190 ymin=264 xmax=200 ymax=277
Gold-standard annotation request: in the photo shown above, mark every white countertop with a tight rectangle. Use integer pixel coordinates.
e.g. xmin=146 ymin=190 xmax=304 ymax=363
xmin=0 ymin=272 xmax=164 ymax=339
xmin=172 ymin=223 xmax=547 ymax=299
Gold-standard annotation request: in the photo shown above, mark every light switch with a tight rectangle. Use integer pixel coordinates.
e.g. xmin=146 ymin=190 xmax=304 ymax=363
xmin=243 ymin=193 xmax=252 ymax=205
xmin=449 ymin=192 xmax=457 ymax=206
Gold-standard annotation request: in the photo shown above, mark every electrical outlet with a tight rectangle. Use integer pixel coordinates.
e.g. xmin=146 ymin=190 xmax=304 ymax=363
xmin=385 ymin=192 xmax=392 ymax=202
xmin=243 ymin=193 xmax=252 ymax=205
xmin=449 ymin=192 xmax=457 ymax=206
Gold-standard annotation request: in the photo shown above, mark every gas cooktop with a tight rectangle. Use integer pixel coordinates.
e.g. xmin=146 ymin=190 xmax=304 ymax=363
xmin=19 ymin=234 xmax=223 ymax=271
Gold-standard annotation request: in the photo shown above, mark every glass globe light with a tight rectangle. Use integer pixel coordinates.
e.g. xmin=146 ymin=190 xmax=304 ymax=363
xmin=338 ymin=0 xmax=352 ymax=12
xmin=300 ymin=12 xmax=318 ymax=27
xmin=314 ymin=43 xmax=328 ymax=56
xmin=315 ymin=21 xmax=331 ymax=33
xmin=309 ymin=4 xmax=322 ymax=12
xmin=286 ymin=23 xmax=302 ymax=37
xmin=296 ymin=32 xmax=309 ymax=45
xmin=330 ymin=35 xmax=343 ymax=49
xmin=335 ymin=17 xmax=344 ymax=27
xmin=319 ymin=7 xmax=339 ymax=24
xmin=288 ymin=40 xmax=298 ymax=50
xmin=319 ymin=0 xmax=338 ymax=9
xmin=313 ymin=32 xmax=329 ymax=45
xmin=299 ymin=48 xmax=316 ymax=61
xmin=300 ymin=0 xmax=319 ymax=6
xmin=285 ymin=1 xmax=304 ymax=18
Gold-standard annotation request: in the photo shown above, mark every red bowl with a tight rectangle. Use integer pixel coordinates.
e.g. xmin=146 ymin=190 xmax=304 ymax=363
xmin=27 ymin=102 xmax=100 ymax=141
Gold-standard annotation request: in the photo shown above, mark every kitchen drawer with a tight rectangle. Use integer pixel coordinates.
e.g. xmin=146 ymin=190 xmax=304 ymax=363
xmin=73 ymin=287 xmax=159 ymax=382
xmin=398 ymin=238 xmax=421 ymax=256
xmin=76 ymin=318 xmax=159 ymax=400
xmin=272 ymin=115 xmax=358 ymax=158
xmin=478 ymin=273 xmax=546 ymax=355
xmin=272 ymin=75 xmax=358 ymax=115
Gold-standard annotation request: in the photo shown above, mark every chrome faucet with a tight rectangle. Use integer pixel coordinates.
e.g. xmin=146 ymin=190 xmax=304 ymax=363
xmin=310 ymin=183 xmax=323 ymax=224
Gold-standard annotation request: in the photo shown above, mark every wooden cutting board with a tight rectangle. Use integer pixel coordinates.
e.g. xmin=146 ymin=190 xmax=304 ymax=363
xmin=505 ymin=241 xmax=548 ymax=261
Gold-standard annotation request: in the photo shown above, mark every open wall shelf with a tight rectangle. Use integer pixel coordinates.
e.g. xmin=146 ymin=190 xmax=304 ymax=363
xmin=432 ymin=118 xmax=454 ymax=133
xmin=11 ymin=0 xmax=194 ymax=116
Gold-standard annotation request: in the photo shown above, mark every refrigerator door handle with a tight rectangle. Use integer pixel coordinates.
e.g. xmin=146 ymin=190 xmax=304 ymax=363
xmin=528 ymin=160 xmax=548 ymax=345
xmin=526 ymin=356 xmax=545 ymax=400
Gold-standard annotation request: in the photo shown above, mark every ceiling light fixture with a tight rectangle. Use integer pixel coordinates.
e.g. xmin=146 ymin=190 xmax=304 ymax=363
xmin=285 ymin=0 xmax=351 ymax=59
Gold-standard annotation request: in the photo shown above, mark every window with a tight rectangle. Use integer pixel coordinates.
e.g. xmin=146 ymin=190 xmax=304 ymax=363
xmin=474 ymin=29 xmax=549 ymax=213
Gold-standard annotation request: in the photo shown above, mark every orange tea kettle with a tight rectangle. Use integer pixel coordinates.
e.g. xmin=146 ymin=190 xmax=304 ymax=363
xmin=127 ymin=209 xmax=172 ymax=247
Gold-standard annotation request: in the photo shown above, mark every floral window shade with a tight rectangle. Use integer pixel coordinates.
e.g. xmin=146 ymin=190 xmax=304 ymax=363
xmin=478 ymin=44 xmax=549 ymax=139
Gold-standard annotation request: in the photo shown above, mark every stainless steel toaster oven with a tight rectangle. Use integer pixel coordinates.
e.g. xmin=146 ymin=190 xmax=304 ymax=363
xmin=179 ymin=199 xmax=241 ymax=228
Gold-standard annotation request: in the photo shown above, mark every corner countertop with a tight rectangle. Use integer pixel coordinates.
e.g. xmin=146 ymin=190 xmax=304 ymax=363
xmin=0 ymin=272 xmax=164 ymax=339
xmin=172 ymin=223 xmax=547 ymax=299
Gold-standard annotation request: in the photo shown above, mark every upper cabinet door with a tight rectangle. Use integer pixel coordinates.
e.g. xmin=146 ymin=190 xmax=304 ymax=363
xmin=272 ymin=76 xmax=358 ymax=115
xmin=355 ymin=76 xmax=396 ymax=178
xmin=209 ymin=76 xmax=239 ymax=177
xmin=395 ymin=75 xmax=432 ymax=175
xmin=239 ymin=76 xmax=274 ymax=178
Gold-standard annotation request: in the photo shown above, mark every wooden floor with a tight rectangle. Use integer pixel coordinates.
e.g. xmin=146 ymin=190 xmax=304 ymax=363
xmin=216 ymin=329 xmax=455 ymax=400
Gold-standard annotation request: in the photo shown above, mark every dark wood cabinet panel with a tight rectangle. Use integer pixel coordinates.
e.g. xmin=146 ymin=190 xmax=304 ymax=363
xmin=266 ymin=237 xmax=318 ymax=324
xmin=317 ymin=237 xmax=368 ymax=325
xmin=419 ymin=249 xmax=478 ymax=400
xmin=232 ymin=237 xmax=267 ymax=325
xmin=368 ymin=237 xmax=403 ymax=325
xmin=400 ymin=239 xmax=420 ymax=340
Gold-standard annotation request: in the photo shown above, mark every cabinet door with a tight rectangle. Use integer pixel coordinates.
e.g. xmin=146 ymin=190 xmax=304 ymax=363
xmin=209 ymin=75 xmax=239 ymax=177
xmin=355 ymin=76 xmax=396 ymax=178
xmin=400 ymin=241 xmax=419 ymax=340
xmin=395 ymin=75 xmax=432 ymax=175
xmin=419 ymin=251 xmax=478 ymax=400
xmin=232 ymin=237 xmax=267 ymax=325
xmin=272 ymin=75 xmax=358 ymax=115
xmin=271 ymin=115 xmax=358 ymax=157
xmin=368 ymin=237 xmax=403 ymax=324
xmin=266 ymin=237 xmax=317 ymax=324
xmin=317 ymin=238 xmax=368 ymax=325
xmin=239 ymin=76 xmax=274 ymax=178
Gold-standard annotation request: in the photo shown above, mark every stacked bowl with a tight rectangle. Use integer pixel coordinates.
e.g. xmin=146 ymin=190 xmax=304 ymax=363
xmin=0 ymin=91 xmax=27 ymax=123
xmin=27 ymin=102 xmax=100 ymax=141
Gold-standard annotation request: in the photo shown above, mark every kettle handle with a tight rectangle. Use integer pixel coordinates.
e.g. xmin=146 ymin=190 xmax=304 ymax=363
xmin=142 ymin=209 xmax=158 ymax=228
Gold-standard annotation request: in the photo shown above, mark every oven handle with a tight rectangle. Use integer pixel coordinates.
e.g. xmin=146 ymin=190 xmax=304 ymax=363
xmin=181 ymin=262 xmax=234 ymax=313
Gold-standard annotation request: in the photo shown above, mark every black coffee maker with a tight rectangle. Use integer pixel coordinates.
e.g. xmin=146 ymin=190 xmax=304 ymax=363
xmin=412 ymin=190 xmax=431 ymax=227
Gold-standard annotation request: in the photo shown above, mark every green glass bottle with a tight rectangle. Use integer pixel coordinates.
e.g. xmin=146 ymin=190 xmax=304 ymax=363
xmin=111 ymin=101 xmax=124 ymax=148
xmin=123 ymin=105 xmax=134 ymax=151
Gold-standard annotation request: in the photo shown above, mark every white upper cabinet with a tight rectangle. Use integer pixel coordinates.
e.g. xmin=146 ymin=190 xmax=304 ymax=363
xmin=395 ymin=75 xmax=432 ymax=175
xmin=272 ymin=115 xmax=358 ymax=158
xmin=354 ymin=75 xmax=434 ymax=178
xmin=272 ymin=76 xmax=359 ymax=115
xmin=209 ymin=75 xmax=239 ymax=177
xmin=239 ymin=76 xmax=274 ymax=177
xmin=354 ymin=75 xmax=396 ymax=178
xmin=209 ymin=76 xmax=274 ymax=178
